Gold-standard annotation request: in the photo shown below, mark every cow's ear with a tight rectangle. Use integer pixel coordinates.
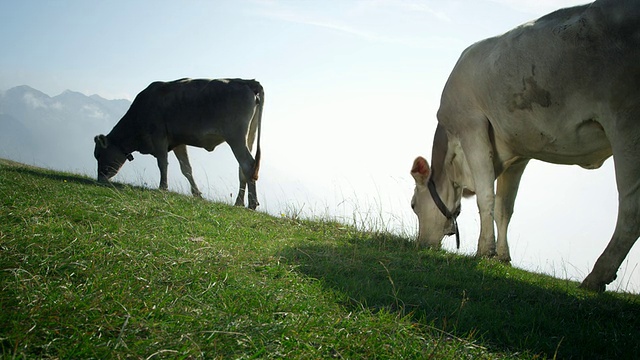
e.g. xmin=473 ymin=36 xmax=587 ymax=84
xmin=94 ymin=135 xmax=108 ymax=149
xmin=411 ymin=156 xmax=431 ymax=184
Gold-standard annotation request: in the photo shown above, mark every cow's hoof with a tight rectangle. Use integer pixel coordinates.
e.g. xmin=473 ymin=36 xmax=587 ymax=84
xmin=580 ymin=270 xmax=617 ymax=292
xmin=476 ymin=249 xmax=497 ymax=259
xmin=579 ymin=277 xmax=606 ymax=293
xmin=580 ymin=269 xmax=618 ymax=292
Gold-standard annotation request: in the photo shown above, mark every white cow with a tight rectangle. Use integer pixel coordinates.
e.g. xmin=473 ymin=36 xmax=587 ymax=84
xmin=410 ymin=0 xmax=640 ymax=292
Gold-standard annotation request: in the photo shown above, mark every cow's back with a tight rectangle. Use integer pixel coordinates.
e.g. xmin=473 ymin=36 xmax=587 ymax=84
xmin=139 ymin=78 xmax=260 ymax=115
xmin=110 ymin=78 xmax=262 ymax=152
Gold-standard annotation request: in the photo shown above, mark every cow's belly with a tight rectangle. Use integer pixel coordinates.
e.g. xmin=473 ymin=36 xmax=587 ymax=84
xmin=495 ymin=114 xmax=613 ymax=169
xmin=189 ymin=135 xmax=226 ymax=152
xmin=171 ymin=133 xmax=226 ymax=152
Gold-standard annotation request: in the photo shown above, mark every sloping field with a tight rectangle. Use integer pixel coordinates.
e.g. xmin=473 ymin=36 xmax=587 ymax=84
xmin=1 ymin=159 xmax=639 ymax=359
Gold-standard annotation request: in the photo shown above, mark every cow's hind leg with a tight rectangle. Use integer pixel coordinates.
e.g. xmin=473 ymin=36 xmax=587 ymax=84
xmin=235 ymin=168 xmax=247 ymax=207
xmin=581 ymin=189 xmax=640 ymax=292
xmin=494 ymin=158 xmax=529 ymax=262
xmin=173 ymin=145 xmax=202 ymax=198
xmin=229 ymin=140 xmax=259 ymax=210
xmin=581 ymin=117 xmax=640 ymax=292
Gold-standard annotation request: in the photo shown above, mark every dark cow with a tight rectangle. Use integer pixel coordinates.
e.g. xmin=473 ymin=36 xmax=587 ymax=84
xmin=410 ymin=0 xmax=640 ymax=291
xmin=94 ymin=78 xmax=264 ymax=209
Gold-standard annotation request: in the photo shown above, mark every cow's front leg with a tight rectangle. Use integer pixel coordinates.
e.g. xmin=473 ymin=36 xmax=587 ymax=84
xmin=156 ymin=151 xmax=169 ymax=191
xmin=474 ymin=179 xmax=497 ymax=258
xmin=458 ymin=121 xmax=497 ymax=257
xmin=494 ymin=159 xmax=529 ymax=262
xmin=173 ymin=145 xmax=202 ymax=198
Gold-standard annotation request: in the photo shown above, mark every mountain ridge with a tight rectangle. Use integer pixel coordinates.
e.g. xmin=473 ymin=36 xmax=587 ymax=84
xmin=0 ymin=85 xmax=132 ymax=171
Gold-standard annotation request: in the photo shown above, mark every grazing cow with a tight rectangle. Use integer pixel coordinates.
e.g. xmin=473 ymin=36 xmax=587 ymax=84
xmin=410 ymin=0 xmax=640 ymax=292
xmin=94 ymin=78 xmax=264 ymax=209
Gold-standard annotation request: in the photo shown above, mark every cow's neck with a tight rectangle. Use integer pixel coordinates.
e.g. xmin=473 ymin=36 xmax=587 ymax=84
xmin=436 ymin=149 xmax=466 ymax=208
xmin=108 ymin=121 xmax=139 ymax=156
xmin=431 ymin=126 xmax=469 ymax=206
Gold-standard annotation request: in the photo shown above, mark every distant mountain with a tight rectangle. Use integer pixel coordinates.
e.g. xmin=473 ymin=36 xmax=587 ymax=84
xmin=89 ymin=94 xmax=131 ymax=116
xmin=0 ymin=86 xmax=130 ymax=127
xmin=0 ymin=85 xmax=131 ymax=172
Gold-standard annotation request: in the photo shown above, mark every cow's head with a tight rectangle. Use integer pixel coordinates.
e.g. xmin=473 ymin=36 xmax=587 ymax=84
xmin=93 ymin=134 xmax=133 ymax=183
xmin=410 ymin=156 xmax=460 ymax=248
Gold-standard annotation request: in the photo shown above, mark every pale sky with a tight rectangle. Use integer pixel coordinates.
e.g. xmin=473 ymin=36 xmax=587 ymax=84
xmin=2 ymin=0 xmax=638 ymax=293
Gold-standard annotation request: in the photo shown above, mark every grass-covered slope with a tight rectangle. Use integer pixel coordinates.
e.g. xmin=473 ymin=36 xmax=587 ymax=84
xmin=1 ymin=159 xmax=639 ymax=359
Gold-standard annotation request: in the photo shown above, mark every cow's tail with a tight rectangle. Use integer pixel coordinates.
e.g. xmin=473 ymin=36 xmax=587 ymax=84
xmin=251 ymin=82 xmax=264 ymax=181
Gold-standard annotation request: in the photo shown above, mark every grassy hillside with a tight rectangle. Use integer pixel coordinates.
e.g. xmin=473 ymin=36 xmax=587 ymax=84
xmin=1 ymin=159 xmax=639 ymax=359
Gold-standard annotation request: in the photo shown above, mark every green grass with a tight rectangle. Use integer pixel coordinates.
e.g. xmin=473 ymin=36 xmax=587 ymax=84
xmin=1 ymin=158 xmax=639 ymax=359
